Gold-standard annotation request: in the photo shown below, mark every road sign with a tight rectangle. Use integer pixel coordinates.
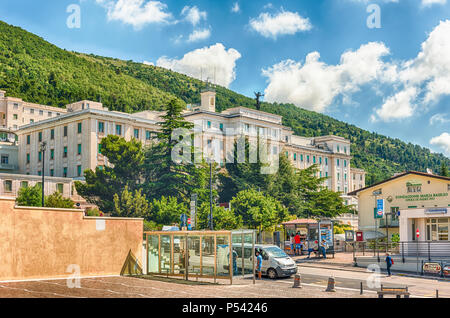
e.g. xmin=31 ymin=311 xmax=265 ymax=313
xmin=416 ymin=228 xmax=420 ymax=238
xmin=180 ymin=214 xmax=187 ymax=227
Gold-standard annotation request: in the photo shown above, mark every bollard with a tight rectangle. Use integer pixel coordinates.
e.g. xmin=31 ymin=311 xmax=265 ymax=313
xmin=325 ymin=276 xmax=336 ymax=292
xmin=436 ymin=290 xmax=439 ymax=298
xmin=360 ymin=281 xmax=363 ymax=295
xmin=293 ymin=274 xmax=302 ymax=288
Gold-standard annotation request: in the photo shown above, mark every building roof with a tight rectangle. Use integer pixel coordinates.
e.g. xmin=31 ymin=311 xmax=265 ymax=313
xmin=348 ymin=171 xmax=450 ymax=196
xmin=282 ymin=218 xmax=318 ymax=225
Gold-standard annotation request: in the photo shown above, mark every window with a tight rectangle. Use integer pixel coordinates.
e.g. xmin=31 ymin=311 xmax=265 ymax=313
xmin=146 ymin=131 xmax=152 ymax=140
xmin=325 ymin=157 xmax=328 ymax=166
xmin=98 ymin=144 xmax=102 ymax=154
xmin=63 ymin=147 xmax=68 ymax=158
xmin=134 ymin=128 xmax=139 ymax=139
xmin=63 ymin=126 xmax=68 ymax=137
xmin=63 ymin=167 xmax=67 ymax=178
xmin=272 ymin=146 xmax=278 ymax=155
xmin=427 ymin=218 xmax=449 ymax=241
xmin=319 ymin=157 xmax=322 ymax=164
xmin=38 ymin=151 xmax=42 ymax=162
xmin=313 ymin=156 xmax=316 ymax=164
xmin=50 ymin=129 xmax=54 ymax=140
xmin=337 ymin=173 xmax=340 ymax=181
xmin=30 ymin=119 xmax=34 ymax=123
xmin=285 ymin=136 xmax=289 ymax=143
xmin=20 ymin=181 xmax=28 ymax=189
xmin=77 ymin=144 xmax=82 ymax=155
xmin=307 ymin=155 xmax=310 ymax=163
xmin=219 ymin=123 xmax=224 ymax=132
xmin=38 ymin=171 xmax=42 ymax=176
xmin=1 ymin=155 xmax=8 ymax=164
xmin=50 ymin=169 xmax=54 ymax=177
xmin=337 ymin=159 xmax=340 ymax=166
xmin=13 ymin=114 xmax=18 ymax=120
xmin=39 ymin=110 xmax=43 ymax=116
xmin=57 ymin=183 xmax=64 ymax=193
xmin=13 ymin=103 xmax=19 ymax=110
xmin=207 ymin=121 xmax=212 ymax=129
xmin=26 ymin=154 xmax=30 ymax=164
xmin=285 ymin=151 xmax=289 ymax=158
xmin=50 ymin=149 xmax=54 ymax=160
xmin=344 ymin=160 xmax=347 ymax=168
xmin=300 ymin=154 xmax=304 ymax=162
xmin=4 ymin=180 xmax=12 ymax=192
xmin=244 ymin=124 xmax=249 ymax=132
xmin=38 ymin=132 xmax=42 ymax=142
xmin=48 ymin=112 xmax=52 ymax=117
xmin=30 ymin=109 xmax=34 ymax=114
xmin=116 ymin=124 xmax=122 ymax=136
xmin=77 ymin=123 xmax=82 ymax=134
xmin=344 ymin=146 xmax=347 ymax=154
xmin=77 ymin=165 xmax=82 ymax=177
xmin=98 ymin=122 xmax=105 ymax=133
xmin=337 ymin=145 xmax=340 ymax=153
xmin=326 ymin=172 xmax=328 ymax=177
xmin=407 ymin=185 xmax=421 ymax=193
xmin=294 ymin=153 xmax=297 ymax=161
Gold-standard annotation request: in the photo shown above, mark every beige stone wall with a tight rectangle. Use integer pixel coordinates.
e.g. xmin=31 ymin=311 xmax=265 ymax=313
xmin=0 ymin=197 xmax=143 ymax=281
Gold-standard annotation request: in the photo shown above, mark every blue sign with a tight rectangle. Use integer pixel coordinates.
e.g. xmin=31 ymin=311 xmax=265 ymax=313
xmin=180 ymin=214 xmax=187 ymax=227
xmin=376 ymin=199 xmax=384 ymax=218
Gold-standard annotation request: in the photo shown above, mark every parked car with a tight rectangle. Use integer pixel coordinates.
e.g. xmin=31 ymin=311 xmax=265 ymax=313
xmin=255 ymin=244 xmax=298 ymax=279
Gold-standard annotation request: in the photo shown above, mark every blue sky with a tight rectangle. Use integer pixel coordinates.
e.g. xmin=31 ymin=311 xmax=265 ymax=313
xmin=1 ymin=0 xmax=449 ymax=159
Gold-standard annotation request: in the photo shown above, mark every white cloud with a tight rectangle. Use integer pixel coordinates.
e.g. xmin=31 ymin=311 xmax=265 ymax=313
xmin=375 ymin=87 xmax=418 ymax=122
xmin=430 ymin=113 xmax=450 ymax=125
xmin=156 ymin=43 xmax=242 ymax=88
xmin=422 ymin=0 xmax=447 ymax=7
xmin=143 ymin=60 xmax=154 ymax=65
xmin=187 ymin=28 xmax=211 ymax=43
xmin=95 ymin=0 xmax=172 ymax=29
xmin=231 ymin=2 xmax=240 ymax=13
xmin=430 ymin=132 xmax=450 ymax=155
xmin=262 ymin=42 xmax=393 ymax=112
xmin=181 ymin=5 xmax=207 ymax=26
xmin=262 ymin=20 xmax=450 ymax=122
xmin=249 ymin=10 xmax=312 ymax=39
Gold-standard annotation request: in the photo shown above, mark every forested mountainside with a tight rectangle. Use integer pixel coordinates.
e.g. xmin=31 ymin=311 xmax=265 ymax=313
xmin=0 ymin=21 xmax=448 ymax=185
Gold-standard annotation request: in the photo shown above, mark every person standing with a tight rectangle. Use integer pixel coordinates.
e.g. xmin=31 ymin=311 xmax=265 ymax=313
xmin=320 ymin=239 xmax=329 ymax=259
xmin=294 ymin=232 xmax=301 ymax=256
xmin=256 ymin=250 xmax=263 ymax=280
xmin=290 ymin=234 xmax=296 ymax=255
xmin=385 ymin=253 xmax=393 ymax=277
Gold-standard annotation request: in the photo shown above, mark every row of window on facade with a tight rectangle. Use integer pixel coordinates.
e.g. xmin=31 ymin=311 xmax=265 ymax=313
xmin=26 ymin=165 xmax=84 ymax=178
xmin=2 ymin=179 xmax=66 ymax=194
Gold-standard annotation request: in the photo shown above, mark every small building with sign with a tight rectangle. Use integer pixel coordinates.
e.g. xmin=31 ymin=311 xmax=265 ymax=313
xmin=348 ymin=171 xmax=450 ymax=242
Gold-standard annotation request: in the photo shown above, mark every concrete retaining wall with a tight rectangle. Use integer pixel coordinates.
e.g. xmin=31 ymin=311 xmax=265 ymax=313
xmin=0 ymin=197 xmax=143 ymax=281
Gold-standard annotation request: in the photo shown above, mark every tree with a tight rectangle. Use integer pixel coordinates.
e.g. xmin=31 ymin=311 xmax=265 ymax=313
xmin=45 ymin=192 xmax=75 ymax=209
xmin=75 ymin=136 xmax=145 ymax=213
xmin=142 ymin=98 xmax=196 ymax=203
xmin=308 ymin=189 xmax=354 ymax=218
xmin=113 ymin=186 xmax=149 ymax=218
xmin=16 ymin=185 xmax=75 ymax=209
xmin=219 ymin=136 xmax=270 ymax=202
xmin=16 ymin=184 xmax=41 ymax=207
xmin=441 ymin=162 xmax=449 ymax=177
xmin=145 ymin=196 xmax=188 ymax=226
xmin=196 ymin=202 xmax=243 ymax=230
xmin=231 ymin=189 xmax=288 ymax=233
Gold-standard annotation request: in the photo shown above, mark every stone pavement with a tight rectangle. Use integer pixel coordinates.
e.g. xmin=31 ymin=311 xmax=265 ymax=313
xmin=0 ymin=275 xmax=375 ymax=298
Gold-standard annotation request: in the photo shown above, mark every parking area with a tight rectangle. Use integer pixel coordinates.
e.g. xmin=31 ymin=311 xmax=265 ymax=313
xmin=0 ymin=275 xmax=375 ymax=298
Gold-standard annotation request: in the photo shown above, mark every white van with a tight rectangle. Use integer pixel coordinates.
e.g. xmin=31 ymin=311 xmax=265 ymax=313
xmin=255 ymin=244 xmax=298 ymax=279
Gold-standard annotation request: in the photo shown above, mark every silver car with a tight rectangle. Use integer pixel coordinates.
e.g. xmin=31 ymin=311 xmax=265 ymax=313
xmin=256 ymin=244 xmax=298 ymax=279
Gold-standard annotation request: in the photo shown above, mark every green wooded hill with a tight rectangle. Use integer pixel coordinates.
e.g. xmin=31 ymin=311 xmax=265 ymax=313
xmin=0 ymin=20 xmax=448 ymax=185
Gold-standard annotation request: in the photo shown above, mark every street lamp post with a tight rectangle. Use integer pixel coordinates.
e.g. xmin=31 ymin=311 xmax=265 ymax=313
xmin=40 ymin=142 xmax=47 ymax=207
xmin=209 ymin=158 xmax=213 ymax=230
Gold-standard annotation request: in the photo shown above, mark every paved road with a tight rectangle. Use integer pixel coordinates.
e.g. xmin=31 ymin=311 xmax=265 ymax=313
xmin=291 ymin=264 xmax=450 ymax=298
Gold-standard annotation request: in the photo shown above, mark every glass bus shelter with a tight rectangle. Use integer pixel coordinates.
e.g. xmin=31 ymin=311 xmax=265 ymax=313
xmin=145 ymin=230 xmax=256 ymax=284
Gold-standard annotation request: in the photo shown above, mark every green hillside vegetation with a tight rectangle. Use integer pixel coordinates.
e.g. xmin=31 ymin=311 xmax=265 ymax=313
xmin=0 ymin=20 xmax=448 ymax=185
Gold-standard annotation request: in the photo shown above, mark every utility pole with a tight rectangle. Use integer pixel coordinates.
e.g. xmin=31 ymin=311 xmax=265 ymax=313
xmin=209 ymin=158 xmax=213 ymax=230
xmin=40 ymin=142 xmax=47 ymax=207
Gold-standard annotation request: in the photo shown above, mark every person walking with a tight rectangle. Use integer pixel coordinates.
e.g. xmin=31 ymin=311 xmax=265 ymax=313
xmin=294 ymin=232 xmax=301 ymax=256
xmin=256 ymin=250 xmax=263 ymax=280
xmin=385 ymin=253 xmax=393 ymax=277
